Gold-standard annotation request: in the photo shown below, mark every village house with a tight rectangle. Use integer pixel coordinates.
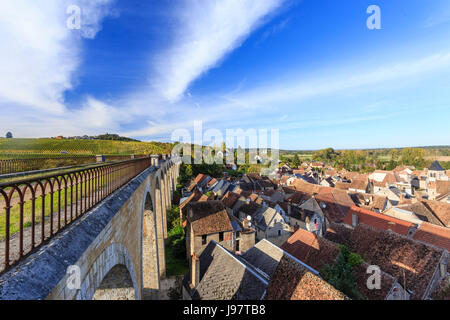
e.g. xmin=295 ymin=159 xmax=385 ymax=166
xmin=253 ymin=206 xmax=292 ymax=246
xmin=184 ymin=201 xmax=237 ymax=259
xmin=349 ymin=193 xmax=390 ymax=213
xmin=428 ymin=160 xmax=448 ymax=182
xmin=182 ymin=241 xmax=268 ymax=300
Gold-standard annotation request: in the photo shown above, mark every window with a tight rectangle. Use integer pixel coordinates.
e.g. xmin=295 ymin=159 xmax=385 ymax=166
xmin=278 ymin=230 xmax=281 ymax=236
xmin=202 ymin=235 xmax=207 ymax=245
xmin=219 ymin=232 xmax=224 ymax=242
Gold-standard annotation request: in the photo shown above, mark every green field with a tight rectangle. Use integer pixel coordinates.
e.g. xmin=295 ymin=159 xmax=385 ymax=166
xmin=0 ymin=138 xmax=173 ymax=157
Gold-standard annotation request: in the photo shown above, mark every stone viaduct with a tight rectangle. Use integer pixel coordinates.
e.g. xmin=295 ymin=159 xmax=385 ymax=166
xmin=0 ymin=155 xmax=180 ymax=300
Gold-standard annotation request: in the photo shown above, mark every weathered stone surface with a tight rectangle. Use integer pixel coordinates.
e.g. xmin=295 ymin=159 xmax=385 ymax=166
xmin=0 ymin=158 xmax=179 ymax=300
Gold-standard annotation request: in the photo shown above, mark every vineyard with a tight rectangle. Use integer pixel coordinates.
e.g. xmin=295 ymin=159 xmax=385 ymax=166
xmin=0 ymin=138 xmax=173 ymax=157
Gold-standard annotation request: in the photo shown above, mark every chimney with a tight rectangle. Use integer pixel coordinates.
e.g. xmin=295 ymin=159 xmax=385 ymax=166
xmin=191 ymin=254 xmax=200 ymax=288
xmin=243 ymin=218 xmax=249 ymax=229
xmin=300 ymin=209 xmax=305 ymax=221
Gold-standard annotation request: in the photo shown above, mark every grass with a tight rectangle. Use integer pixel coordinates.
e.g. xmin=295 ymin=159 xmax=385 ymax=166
xmin=0 ymin=138 xmax=173 ymax=156
xmin=0 ymin=174 xmax=111 ymax=240
xmin=165 ymin=239 xmax=189 ymax=277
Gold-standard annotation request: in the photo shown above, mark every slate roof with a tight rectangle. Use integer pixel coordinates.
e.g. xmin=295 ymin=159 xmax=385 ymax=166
xmin=240 ymin=239 xmax=285 ymax=280
xmin=429 ymin=160 xmax=445 ymax=171
xmin=299 ymin=197 xmax=321 ymax=213
xmin=189 ymin=242 xmax=268 ymax=300
xmin=255 ymin=207 xmax=280 ymax=231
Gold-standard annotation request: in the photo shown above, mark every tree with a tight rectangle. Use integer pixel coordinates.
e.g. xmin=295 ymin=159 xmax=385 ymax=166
xmin=320 ymin=245 xmax=365 ymax=300
xmin=401 ymin=148 xmax=425 ymax=168
xmin=5 ymin=132 xmax=12 ymax=138
xmin=292 ymin=154 xmax=301 ymax=168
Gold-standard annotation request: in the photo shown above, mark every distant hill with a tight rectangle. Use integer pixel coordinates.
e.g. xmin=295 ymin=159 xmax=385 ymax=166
xmin=0 ymin=138 xmax=173 ymax=157
xmin=93 ymin=133 xmax=140 ymax=142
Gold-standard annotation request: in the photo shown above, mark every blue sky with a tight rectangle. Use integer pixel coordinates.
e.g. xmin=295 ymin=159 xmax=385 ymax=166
xmin=1 ymin=0 xmax=450 ymax=150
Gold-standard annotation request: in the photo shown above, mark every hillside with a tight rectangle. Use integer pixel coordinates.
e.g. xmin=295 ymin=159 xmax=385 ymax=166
xmin=0 ymin=138 xmax=173 ymax=157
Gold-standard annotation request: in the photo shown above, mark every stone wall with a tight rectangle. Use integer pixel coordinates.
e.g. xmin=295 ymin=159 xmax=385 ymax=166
xmin=0 ymin=158 xmax=180 ymax=300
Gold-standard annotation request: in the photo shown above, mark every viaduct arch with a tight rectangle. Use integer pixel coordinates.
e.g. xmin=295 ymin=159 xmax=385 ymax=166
xmin=0 ymin=156 xmax=181 ymax=300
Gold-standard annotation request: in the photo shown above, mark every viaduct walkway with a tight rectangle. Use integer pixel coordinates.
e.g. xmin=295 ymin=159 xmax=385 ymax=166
xmin=0 ymin=155 xmax=180 ymax=300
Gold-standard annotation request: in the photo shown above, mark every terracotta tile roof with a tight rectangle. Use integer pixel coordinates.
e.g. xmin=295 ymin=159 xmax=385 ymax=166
xmin=420 ymin=200 xmax=450 ymax=227
xmin=351 ymin=193 xmax=388 ymax=212
xmin=436 ymin=181 xmax=450 ymax=198
xmin=325 ymin=223 xmax=354 ymax=247
xmin=328 ymin=223 xmax=445 ymax=299
xmin=180 ymin=190 xmax=203 ymax=210
xmin=292 ymin=179 xmax=322 ymax=195
xmin=413 ymin=222 xmax=450 ymax=251
xmin=281 ymin=228 xmax=339 ymax=270
xmin=315 ymin=188 xmax=354 ymax=222
xmin=348 ymin=178 xmax=369 ymax=191
xmin=186 ymin=201 xmax=233 ymax=236
xmin=343 ymin=205 xmax=414 ymax=236
xmin=264 ymin=255 xmax=347 ymax=300
xmin=355 ymin=262 xmax=398 ymax=300
xmin=198 ymin=194 xmax=215 ymax=202
xmin=335 ymin=182 xmax=351 ymax=191
xmin=239 ymin=202 xmax=262 ymax=217
xmin=263 ymin=189 xmax=276 ymax=196
xmin=396 ymin=202 xmax=445 ymax=227
xmin=207 ymin=178 xmax=217 ymax=187
xmin=283 ymin=227 xmax=398 ymax=300
xmin=221 ymin=191 xmax=241 ymax=209
xmin=431 ymin=275 xmax=450 ymax=300
xmin=194 ymin=173 xmax=210 ymax=185
xmin=287 ymin=191 xmax=308 ymax=205
xmin=281 ymin=186 xmax=296 ymax=194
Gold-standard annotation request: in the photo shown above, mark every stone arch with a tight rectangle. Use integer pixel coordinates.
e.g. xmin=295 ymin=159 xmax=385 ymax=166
xmin=93 ymin=265 xmax=135 ymax=300
xmin=78 ymin=243 xmax=138 ymax=300
xmin=160 ymin=167 xmax=169 ymax=239
xmin=152 ymin=173 xmax=166 ymax=279
xmin=141 ymin=191 xmax=160 ymax=299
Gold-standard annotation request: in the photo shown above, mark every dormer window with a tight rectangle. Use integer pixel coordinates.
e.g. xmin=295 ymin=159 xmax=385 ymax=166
xmin=219 ymin=232 xmax=224 ymax=242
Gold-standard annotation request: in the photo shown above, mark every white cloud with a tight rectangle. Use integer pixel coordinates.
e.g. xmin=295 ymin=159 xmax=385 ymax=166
xmin=0 ymin=0 xmax=114 ymax=113
xmin=152 ymin=0 xmax=287 ymax=102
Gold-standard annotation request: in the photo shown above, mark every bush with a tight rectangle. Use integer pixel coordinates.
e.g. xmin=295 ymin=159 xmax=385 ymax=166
xmin=168 ymin=224 xmax=186 ymax=259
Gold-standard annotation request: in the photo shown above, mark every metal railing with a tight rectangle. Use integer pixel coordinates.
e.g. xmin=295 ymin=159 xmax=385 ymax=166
xmin=0 ymin=155 xmax=149 ymax=175
xmin=0 ymin=157 xmax=152 ymax=274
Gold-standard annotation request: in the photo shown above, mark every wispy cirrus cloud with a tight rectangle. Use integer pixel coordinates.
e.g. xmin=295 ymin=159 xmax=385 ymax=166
xmin=0 ymin=0 xmax=115 ymax=114
xmin=151 ymin=0 xmax=288 ymax=102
